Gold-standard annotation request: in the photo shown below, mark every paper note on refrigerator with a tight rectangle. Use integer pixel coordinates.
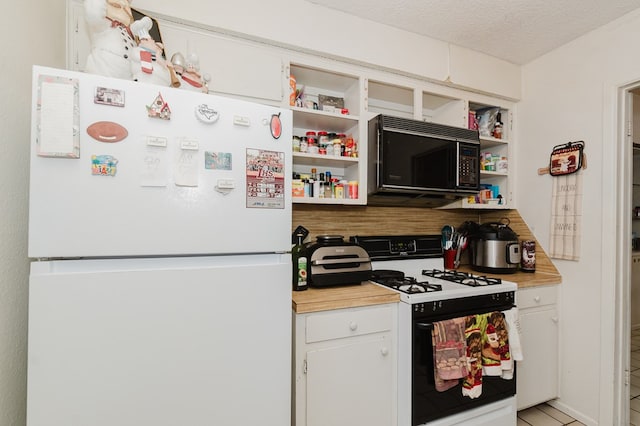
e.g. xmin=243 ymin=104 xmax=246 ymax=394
xmin=174 ymin=138 xmax=199 ymax=187
xmin=37 ymin=76 xmax=79 ymax=158
xmin=140 ymin=136 xmax=168 ymax=187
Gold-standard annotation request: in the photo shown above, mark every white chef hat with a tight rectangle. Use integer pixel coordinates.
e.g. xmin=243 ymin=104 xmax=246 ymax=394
xmin=130 ymin=16 xmax=153 ymax=40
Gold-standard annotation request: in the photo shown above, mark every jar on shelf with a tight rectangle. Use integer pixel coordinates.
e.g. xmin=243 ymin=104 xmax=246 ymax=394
xmin=292 ymin=136 xmax=300 ymax=152
xmin=317 ymin=131 xmax=329 ymax=148
xmin=332 ymin=136 xmax=342 ymax=157
xmin=305 ymin=131 xmax=317 ymax=146
xmin=299 ymin=137 xmax=308 ymax=153
xmin=496 ymin=157 xmax=508 ymax=172
xmin=344 ymin=137 xmax=355 ymax=157
xmin=338 ymin=133 xmax=347 ymax=156
xmin=348 ymin=181 xmax=358 ymax=199
xmin=325 ymin=142 xmax=334 ymax=156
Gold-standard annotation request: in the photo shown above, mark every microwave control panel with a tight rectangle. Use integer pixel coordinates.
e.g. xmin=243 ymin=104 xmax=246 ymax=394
xmin=458 ymin=144 xmax=479 ymax=188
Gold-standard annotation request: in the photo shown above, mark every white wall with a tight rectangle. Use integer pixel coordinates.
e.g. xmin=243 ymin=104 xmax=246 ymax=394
xmin=518 ymin=9 xmax=640 ymax=425
xmin=1 ymin=1 xmax=66 ymax=424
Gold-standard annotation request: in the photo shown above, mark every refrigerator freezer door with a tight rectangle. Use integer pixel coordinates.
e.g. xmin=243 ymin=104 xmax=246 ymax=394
xmin=27 ymin=254 xmax=291 ymax=426
xmin=29 ymin=66 xmax=292 ymax=258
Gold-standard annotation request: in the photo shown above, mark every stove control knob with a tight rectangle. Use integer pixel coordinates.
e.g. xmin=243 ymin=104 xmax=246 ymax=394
xmin=349 ymin=322 xmax=358 ymax=331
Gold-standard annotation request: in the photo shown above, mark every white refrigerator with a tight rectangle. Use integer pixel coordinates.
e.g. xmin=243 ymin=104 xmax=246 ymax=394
xmin=27 ymin=66 xmax=292 ymax=426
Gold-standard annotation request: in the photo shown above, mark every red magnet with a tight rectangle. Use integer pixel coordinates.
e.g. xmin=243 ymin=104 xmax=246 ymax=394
xmin=270 ymin=113 xmax=282 ymax=139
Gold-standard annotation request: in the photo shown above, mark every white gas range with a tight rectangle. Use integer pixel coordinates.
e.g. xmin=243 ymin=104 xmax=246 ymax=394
xmin=352 ymin=235 xmax=519 ymax=426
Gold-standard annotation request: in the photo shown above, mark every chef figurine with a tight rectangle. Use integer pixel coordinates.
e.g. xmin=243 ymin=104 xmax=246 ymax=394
xmin=170 ymin=52 xmax=211 ymax=93
xmin=84 ymin=0 xmax=136 ymax=80
xmin=129 ymin=16 xmax=172 ymax=87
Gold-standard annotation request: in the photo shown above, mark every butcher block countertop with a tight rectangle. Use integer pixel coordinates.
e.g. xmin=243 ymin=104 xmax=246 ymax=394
xmin=455 ymin=266 xmax=562 ymax=288
xmin=292 ymin=282 xmax=400 ymax=314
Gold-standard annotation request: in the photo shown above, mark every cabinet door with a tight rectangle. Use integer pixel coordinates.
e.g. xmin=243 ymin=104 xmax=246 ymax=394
xmin=66 ymin=0 xmax=90 ymax=71
xmin=159 ymin=22 xmax=283 ymax=101
xmin=306 ymin=336 xmax=392 ymax=426
xmin=516 ymin=306 xmax=559 ymax=410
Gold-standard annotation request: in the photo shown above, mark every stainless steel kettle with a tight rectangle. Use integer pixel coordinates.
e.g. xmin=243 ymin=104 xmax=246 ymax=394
xmin=467 ymin=220 xmax=520 ymax=274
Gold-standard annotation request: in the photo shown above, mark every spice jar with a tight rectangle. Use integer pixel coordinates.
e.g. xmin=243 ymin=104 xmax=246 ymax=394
xmin=317 ymin=131 xmax=329 ymax=149
xmin=332 ymin=136 xmax=342 ymax=157
xmin=305 ymin=131 xmax=317 ymax=146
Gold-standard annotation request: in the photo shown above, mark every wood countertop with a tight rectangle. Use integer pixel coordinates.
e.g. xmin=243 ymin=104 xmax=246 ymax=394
xmin=454 ymin=266 xmax=562 ymax=288
xmin=291 ymin=268 xmax=560 ymax=314
xmin=292 ymin=282 xmax=400 ymax=314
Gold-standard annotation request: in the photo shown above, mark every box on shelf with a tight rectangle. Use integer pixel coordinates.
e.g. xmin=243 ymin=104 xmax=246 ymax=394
xmin=318 ymin=94 xmax=344 ymax=112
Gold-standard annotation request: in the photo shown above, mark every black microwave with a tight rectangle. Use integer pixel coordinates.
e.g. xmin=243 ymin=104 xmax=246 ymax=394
xmin=367 ymin=115 xmax=480 ymax=206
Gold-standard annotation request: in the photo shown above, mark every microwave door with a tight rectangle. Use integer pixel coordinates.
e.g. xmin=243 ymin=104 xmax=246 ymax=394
xmin=382 ymin=132 xmax=456 ymax=191
xmin=411 ymin=141 xmax=455 ymax=190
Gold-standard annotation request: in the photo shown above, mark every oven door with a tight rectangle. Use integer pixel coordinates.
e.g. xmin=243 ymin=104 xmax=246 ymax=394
xmin=412 ymin=307 xmax=517 ymax=425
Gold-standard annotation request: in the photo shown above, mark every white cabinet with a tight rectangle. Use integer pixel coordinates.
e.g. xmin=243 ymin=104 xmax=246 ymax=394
xmin=364 ymin=76 xmax=515 ymax=210
xmin=448 ymin=44 xmax=521 ymax=101
xmin=516 ymin=285 xmax=559 ymax=410
xmin=159 ymin=22 xmax=284 ymax=102
xmin=293 ymin=303 xmax=397 ymax=426
xmin=66 ymin=0 xmax=90 ymax=72
xmin=289 ymin=63 xmax=367 ymax=205
xmin=65 ymin=1 xmax=283 ymax=101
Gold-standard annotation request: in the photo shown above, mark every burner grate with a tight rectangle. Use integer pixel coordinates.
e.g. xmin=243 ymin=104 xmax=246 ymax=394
xmin=374 ymin=275 xmax=442 ymax=294
xmin=422 ymin=269 xmax=502 ymax=287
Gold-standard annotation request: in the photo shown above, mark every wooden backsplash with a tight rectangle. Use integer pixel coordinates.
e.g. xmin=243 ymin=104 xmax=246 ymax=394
xmin=292 ymin=205 xmax=560 ymax=277
xmin=292 ymin=205 xmax=481 ymax=240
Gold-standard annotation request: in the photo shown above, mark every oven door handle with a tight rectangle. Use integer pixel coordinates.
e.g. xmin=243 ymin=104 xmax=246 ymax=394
xmin=416 ymin=322 xmax=435 ymax=331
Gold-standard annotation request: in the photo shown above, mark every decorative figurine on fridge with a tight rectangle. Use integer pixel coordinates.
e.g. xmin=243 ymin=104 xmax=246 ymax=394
xmin=84 ymin=0 xmax=136 ymax=80
xmin=129 ymin=16 xmax=172 ymax=87
xmin=170 ymin=52 xmax=211 ymax=93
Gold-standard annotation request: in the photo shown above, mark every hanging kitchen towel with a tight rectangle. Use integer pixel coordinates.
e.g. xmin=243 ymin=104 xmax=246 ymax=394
xmin=549 ymin=170 xmax=583 ymax=260
xmin=503 ymin=309 xmax=523 ymax=362
xmin=481 ymin=312 xmax=512 ymax=378
xmin=462 ymin=315 xmax=483 ymax=399
xmin=477 ymin=313 xmax=502 ymax=376
xmin=432 ymin=317 xmax=468 ymax=392
xmin=502 ymin=309 xmax=523 ymax=380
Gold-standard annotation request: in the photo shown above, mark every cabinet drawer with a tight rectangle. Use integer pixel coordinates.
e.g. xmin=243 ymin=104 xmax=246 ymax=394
xmin=517 ymin=285 xmax=558 ymax=309
xmin=306 ymin=305 xmax=393 ymax=343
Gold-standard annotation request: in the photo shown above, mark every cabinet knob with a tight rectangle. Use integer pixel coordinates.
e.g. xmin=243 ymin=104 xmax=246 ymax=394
xmin=534 ymin=296 xmax=541 ymax=303
xmin=349 ymin=322 xmax=358 ymax=331
xmin=381 ymin=347 xmax=389 ymax=356
xmin=551 ymin=317 xmax=559 ymax=323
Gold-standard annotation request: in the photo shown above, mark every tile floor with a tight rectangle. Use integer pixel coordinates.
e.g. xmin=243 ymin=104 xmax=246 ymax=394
xmin=516 ymin=328 xmax=640 ymax=425
xmin=517 ymin=403 xmax=585 ymax=426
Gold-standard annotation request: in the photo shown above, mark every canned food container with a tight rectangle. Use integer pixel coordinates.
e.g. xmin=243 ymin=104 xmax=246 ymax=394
xmin=521 ymin=240 xmax=536 ymax=272
xmin=348 ymin=181 xmax=358 ymax=199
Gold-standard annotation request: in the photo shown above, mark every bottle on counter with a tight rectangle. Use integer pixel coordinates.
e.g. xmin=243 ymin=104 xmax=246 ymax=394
xmin=292 ymin=232 xmax=308 ymax=291
xmin=493 ymin=112 xmax=503 ymax=139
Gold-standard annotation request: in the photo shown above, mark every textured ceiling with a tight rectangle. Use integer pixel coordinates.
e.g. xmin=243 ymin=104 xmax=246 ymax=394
xmin=307 ymin=0 xmax=640 ymax=65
